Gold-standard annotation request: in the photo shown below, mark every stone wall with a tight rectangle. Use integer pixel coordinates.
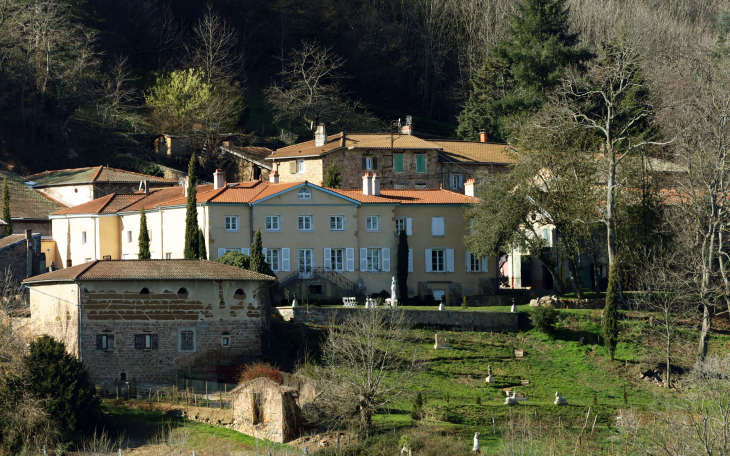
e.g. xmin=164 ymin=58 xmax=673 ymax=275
xmin=0 ymin=233 xmax=44 ymax=282
xmin=273 ymin=307 xmax=519 ymax=332
xmin=323 ymin=149 xmax=442 ymax=189
xmin=276 ymin=158 xmax=325 ymax=185
xmin=231 ymin=378 xmax=301 ymax=443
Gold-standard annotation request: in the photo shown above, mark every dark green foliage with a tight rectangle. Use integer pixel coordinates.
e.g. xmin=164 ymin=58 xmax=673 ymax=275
xmin=136 ymin=162 xmax=164 ymax=178
xmin=197 ymin=227 xmax=207 ymax=259
xmin=457 ymin=0 xmax=591 ymax=141
xmin=461 ymin=296 xmax=468 ymax=309
xmin=397 ymin=229 xmax=409 ymax=302
xmin=250 ymin=228 xmax=264 ymax=273
xmin=411 ymin=392 xmax=423 ymax=420
xmin=184 ymin=154 xmax=199 ymax=259
xmin=593 ymin=392 xmax=597 ymax=405
xmin=22 ymin=335 xmax=100 ymax=441
xmin=215 ymin=251 xmax=251 ymax=269
xmin=475 ymin=396 xmax=481 ymax=405
xmin=323 ymin=162 xmax=342 ymax=189
xmin=623 ymin=384 xmax=627 ymax=404
xmin=604 ymin=261 xmax=620 ymax=360
xmin=531 ymin=306 xmax=558 ymax=333
xmin=446 ymin=392 xmax=449 ymax=403
xmin=138 ymin=206 xmax=150 ymax=259
xmin=2 ymin=178 xmax=11 ymax=236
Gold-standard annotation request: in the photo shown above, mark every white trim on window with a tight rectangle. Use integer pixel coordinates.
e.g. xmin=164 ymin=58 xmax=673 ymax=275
xmin=265 ymin=215 xmax=281 ymax=231
xmin=329 ymin=215 xmax=345 ymax=231
xmin=224 ymin=215 xmax=240 ymax=232
xmin=298 ymin=215 xmax=313 ymax=231
xmin=366 ymin=215 xmax=380 ymax=231
xmin=297 ymin=160 xmax=306 ymax=174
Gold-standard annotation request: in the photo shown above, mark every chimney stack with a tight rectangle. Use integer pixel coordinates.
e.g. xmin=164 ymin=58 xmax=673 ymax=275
xmin=401 ymin=115 xmax=413 ymax=135
xmin=464 ymin=178 xmax=476 ymax=197
xmin=362 ymin=172 xmax=372 ymax=196
xmin=270 ymin=170 xmax=279 ymax=184
xmin=25 ymin=229 xmax=33 ymax=278
xmin=213 ymin=169 xmax=225 ymax=190
xmin=479 ymin=131 xmax=487 ymax=143
xmin=139 ymin=180 xmax=149 ymax=193
xmin=315 ymin=123 xmax=327 ymax=147
xmin=372 ymin=173 xmax=381 ymax=196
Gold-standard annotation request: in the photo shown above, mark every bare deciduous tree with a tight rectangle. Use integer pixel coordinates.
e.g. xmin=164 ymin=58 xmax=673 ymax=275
xmin=188 ymin=5 xmax=241 ymax=85
xmin=96 ymin=56 xmax=139 ymax=130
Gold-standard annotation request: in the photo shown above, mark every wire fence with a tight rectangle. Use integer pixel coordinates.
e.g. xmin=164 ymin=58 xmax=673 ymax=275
xmin=95 ymin=383 xmax=237 ymax=409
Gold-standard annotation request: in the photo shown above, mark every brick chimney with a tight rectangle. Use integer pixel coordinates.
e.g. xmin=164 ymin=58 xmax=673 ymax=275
xmin=372 ymin=173 xmax=381 ymax=196
xmin=270 ymin=170 xmax=279 ymax=183
xmin=25 ymin=229 xmax=33 ymax=278
xmin=315 ymin=123 xmax=327 ymax=147
xmin=362 ymin=172 xmax=372 ymax=196
xmin=480 ymin=131 xmax=487 ymax=143
xmin=214 ymin=169 xmax=225 ymax=189
xmin=139 ymin=180 xmax=149 ymax=193
xmin=465 ymin=178 xmax=476 ymax=197
xmin=401 ymin=115 xmax=413 ymax=135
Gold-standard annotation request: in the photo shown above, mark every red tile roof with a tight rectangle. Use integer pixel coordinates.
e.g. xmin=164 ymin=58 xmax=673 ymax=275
xmin=23 ymin=259 xmax=276 ymax=283
xmin=331 ymin=188 xmax=478 ymax=204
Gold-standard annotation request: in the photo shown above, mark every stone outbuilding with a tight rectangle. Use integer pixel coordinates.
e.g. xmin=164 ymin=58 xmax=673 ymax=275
xmin=230 ymin=377 xmax=303 ymax=443
xmin=21 ymin=259 xmax=275 ymax=385
xmin=0 ymin=230 xmax=45 ymax=282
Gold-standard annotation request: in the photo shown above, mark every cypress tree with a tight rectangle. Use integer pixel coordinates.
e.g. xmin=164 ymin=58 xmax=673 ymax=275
xmin=323 ymin=162 xmax=342 ymax=188
xmin=2 ymin=178 xmax=11 ymax=236
xmin=397 ymin=229 xmax=409 ymax=302
xmin=604 ymin=261 xmax=620 ymax=360
xmin=138 ymin=206 xmax=151 ymax=259
xmin=197 ymin=227 xmax=207 ymax=259
xmin=183 ymin=154 xmax=199 ymax=259
xmin=250 ymin=228 xmax=264 ymax=273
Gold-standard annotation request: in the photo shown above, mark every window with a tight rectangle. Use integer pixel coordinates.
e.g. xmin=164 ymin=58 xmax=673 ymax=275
xmin=298 ymin=187 xmax=311 ymax=199
xmin=96 ymin=334 xmax=114 ymax=350
xmin=140 ymin=287 xmax=150 ymax=294
xmin=394 ymin=154 xmax=404 ymax=172
xmin=366 ymin=215 xmax=379 ymax=231
xmin=225 ymin=215 xmax=239 ymax=231
xmin=252 ymin=392 xmax=263 ymax=424
xmin=135 ymin=333 xmax=158 ymax=350
xmin=265 ymin=215 xmax=281 ymax=231
xmin=416 ymin=154 xmax=426 ymax=173
xmin=394 ymin=183 xmax=406 ymax=189
xmin=467 ymin=252 xmax=482 ymax=272
xmin=396 ymin=218 xmax=406 ymax=234
xmin=364 ymin=157 xmax=373 ymax=169
xmin=221 ymin=332 xmax=230 ymax=347
xmin=120 ymin=372 xmax=127 ymax=382
xmin=298 ymin=249 xmax=313 ymax=271
xmin=266 ymin=248 xmax=280 ymax=272
xmin=366 ymin=249 xmax=380 ymax=271
xmin=450 ymin=174 xmax=463 ymax=189
xmin=178 ymin=328 xmax=196 ymax=352
xmin=81 ymin=232 xmax=87 ymax=244
xmin=330 ymin=248 xmax=344 ymax=271
xmin=224 ymin=248 xmax=240 ymax=254
xmin=298 ymin=215 xmax=313 ymax=231
xmin=297 ymin=159 xmax=305 ymax=173
xmin=431 ymin=217 xmax=445 ymax=236
xmin=330 ymin=215 xmax=344 ymax=231
xmin=431 ymin=249 xmax=446 ymax=272
xmin=127 ymin=231 xmax=132 ymax=243
xmin=166 ymin=253 xmax=172 ymax=259
xmin=234 ymin=288 xmax=245 ymax=298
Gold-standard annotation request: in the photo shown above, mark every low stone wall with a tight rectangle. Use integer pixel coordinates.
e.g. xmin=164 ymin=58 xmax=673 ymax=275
xmin=273 ymin=307 xmax=519 ymax=332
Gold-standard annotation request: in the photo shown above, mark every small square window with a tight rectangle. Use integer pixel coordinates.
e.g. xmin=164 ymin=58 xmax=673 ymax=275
xmin=81 ymin=232 xmax=87 ymax=244
xmin=221 ymin=335 xmax=230 ymax=347
xmin=166 ymin=253 xmax=172 ymax=259
xmin=366 ymin=215 xmax=379 ymax=231
xmin=265 ymin=215 xmax=280 ymax=231
xmin=225 ymin=215 xmax=239 ymax=231
xmin=298 ymin=215 xmax=313 ymax=231
xmin=330 ymin=215 xmax=344 ymax=231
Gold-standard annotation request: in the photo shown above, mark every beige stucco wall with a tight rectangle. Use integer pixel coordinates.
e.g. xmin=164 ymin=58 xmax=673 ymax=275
xmin=26 ymin=283 xmax=80 ymax=355
xmin=38 ymin=184 xmax=95 ymax=207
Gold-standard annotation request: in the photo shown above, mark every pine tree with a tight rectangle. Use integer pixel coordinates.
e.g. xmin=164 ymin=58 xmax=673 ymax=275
xmin=397 ymin=229 xmax=409 ymax=302
xmin=183 ymin=154 xmax=199 ymax=259
xmin=604 ymin=261 xmax=620 ymax=360
xmin=138 ymin=206 xmax=151 ymax=259
xmin=2 ymin=178 xmax=12 ymax=236
xmin=323 ymin=162 xmax=342 ymax=188
xmin=197 ymin=227 xmax=207 ymax=259
xmin=250 ymin=228 xmax=264 ymax=273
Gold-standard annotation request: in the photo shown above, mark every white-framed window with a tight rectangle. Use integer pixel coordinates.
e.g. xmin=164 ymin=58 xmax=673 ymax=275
xmin=265 ymin=215 xmax=281 ymax=231
xmin=81 ymin=232 xmax=87 ymax=244
xmin=266 ymin=248 xmax=280 ymax=272
xmin=298 ymin=249 xmax=313 ymax=270
xmin=225 ymin=215 xmax=239 ymax=231
xmin=431 ymin=217 xmax=445 ymax=236
xmin=97 ymin=334 xmax=114 ymax=350
xmin=178 ymin=327 xmax=196 ymax=352
xmin=221 ymin=334 xmax=230 ymax=347
xmin=431 ymin=249 xmax=446 ymax=272
xmin=366 ymin=248 xmax=380 ymax=271
xmin=366 ymin=215 xmax=379 ymax=231
xmin=330 ymin=248 xmax=344 ymax=271
xmin=396 ymin=218 xmax=406 ymax=234
xmin=298 ymin=187 xmax=311 ymax=199
xmin=127 ymin=231 xmax=132 ymax=243
xmin=298 ymin=215 xmax=313 ymax=231
xmin=297 ymin=159 xmax=305 ymax=174
xmin=224 ymin=248 xmax=240 ymax=254
xmin=467 ymin=252 xmax=482 ymax=272
xmin=450 ymin=174 xmax=463 ymax=189
xmin=144 ymin=334 xmax=152 ymax=349
xmin=166 ymin=253 xmax=172 ymax=259
xmin=330 ymin=215 xmax=344 ymax=231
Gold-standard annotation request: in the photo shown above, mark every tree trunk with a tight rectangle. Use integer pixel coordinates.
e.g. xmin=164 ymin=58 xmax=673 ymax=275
xmin=606 ymin=156 xmax=617 ymax=266
xmin=698 ymin=303 xmax=712 ymax=360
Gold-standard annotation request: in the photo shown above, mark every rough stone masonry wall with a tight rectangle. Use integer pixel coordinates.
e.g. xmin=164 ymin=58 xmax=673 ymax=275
xmin=0 ymin=233 xmax=43 ymax=281
xmin=276 ymin=158 xmax=325 ymax=185
xmin=323 ymin=149 xmax=443 ymax=189
xmin=274 ymin=307 xmax=518 ymax=332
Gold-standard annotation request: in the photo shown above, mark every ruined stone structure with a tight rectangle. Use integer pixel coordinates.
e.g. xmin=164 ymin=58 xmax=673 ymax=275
xmin=22 ymin=260 xmax=275 ymax=385
xmin=231 ymin=377 xmax=303 ymax=443
xmin=0 ymin=230 xmax=44 ymax=281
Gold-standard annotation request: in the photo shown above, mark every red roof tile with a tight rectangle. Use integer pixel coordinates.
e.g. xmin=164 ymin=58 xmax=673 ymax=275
xmin=331 ymin=188 xmax=477 ymax=204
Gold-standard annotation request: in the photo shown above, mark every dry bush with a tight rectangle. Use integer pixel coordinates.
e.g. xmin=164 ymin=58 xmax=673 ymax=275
xmin=237 ymin=360 xmax=283 ymax=384
xmin=80 ymin=428 xmax=125 ymax=456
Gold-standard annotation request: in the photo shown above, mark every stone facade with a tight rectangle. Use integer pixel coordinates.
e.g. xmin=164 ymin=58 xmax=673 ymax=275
xmin=0 ymin=232 xmax=44 ymax=282
xmin=275 ymin=158 xmax=325 ymax=185
xmin=231 ymin=377 xmax=302 ymax=443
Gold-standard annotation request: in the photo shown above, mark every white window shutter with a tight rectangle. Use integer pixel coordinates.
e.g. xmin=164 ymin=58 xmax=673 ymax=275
xmin=447 ymin=249 xmax=455 ymax=272
xmin=482 ymin=257 xmax=489 ymax=272
xmin=439 ymin=218 xmax=445 ymax=236
xmin=466 ymin=251 xmax=470 ymax=272
xmin=324 ymin=248 xmax=332 ymax=269
xmin=281 ymin=248 xmax=290 ymax=271
xmin=431 ymin=218 xmax=437 ymax=236
xmin=346 ymin=248 xmax=355 ymax=272
xmin=241 ymin=248 xmax=250 ymax=256
xmin=425 ymin=249 xmax=432 ymax=272
xmin=406 ymin=218 xmax=413 ymax=236
xmin=408 ymin=249 xmax=413 ymax=273
xmin=217 ymin=248 xmax=226 ymax=259
xmin=360 ymin=248 xmax=368 ymax=272
xmin=382 ymin=248 xmax=390 ymax=272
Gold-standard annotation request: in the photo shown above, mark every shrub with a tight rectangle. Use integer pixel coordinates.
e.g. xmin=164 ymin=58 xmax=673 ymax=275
xmin=531 ymin=306 xmax=558 ymax=333
xmin=215 ymin=251 xmax=251 ymax=269
xmin=411 ymin=392 xmax=423 ymax=420
xmin=476 ymin=396 xmax=481 ymax=405
xmin=237 ymin=360 xmax=282 ymax=384
xmin=461 ymin=296 xmax=468 ymax=309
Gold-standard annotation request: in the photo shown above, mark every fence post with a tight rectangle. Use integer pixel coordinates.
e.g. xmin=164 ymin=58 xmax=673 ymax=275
xmin=116 ymin=386 xmax=119 ymax=400
xmin=205 ymin=382 xmax=208 ymax=408
xmin=43 ymin=446 xmax=47 ymax=455
xmin=219 ymin=390 xmax=222 ymax=410
xmin=148 ymin=388 xmax=151 ymax=403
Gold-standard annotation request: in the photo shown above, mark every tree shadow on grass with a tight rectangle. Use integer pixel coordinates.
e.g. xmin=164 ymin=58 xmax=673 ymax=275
xmin=550 ymin=327 xmax=602 ymax=346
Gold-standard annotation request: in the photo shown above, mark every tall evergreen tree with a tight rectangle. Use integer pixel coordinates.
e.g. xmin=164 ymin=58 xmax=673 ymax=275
xmin=323 ymin=162 xmax=343 ymax=188
xmin=2 ymin=178 xmax=11 ymax=236
xmin=138 ymin=206 xmax=151 ymax=259
xmin=183 ymin=154 xmax=199 ymax=259
xmin=397 ymin=229 xmax=409 ymax=302
xmin=250 ymin=228 xmax=264 ymax=273
xmin=197 ymin=227 xmax=207 ymax=259
xmin=457 ymin=0 xmax=591 ymax=141
xmin=604 ymin=261 xmax=620 ymax=360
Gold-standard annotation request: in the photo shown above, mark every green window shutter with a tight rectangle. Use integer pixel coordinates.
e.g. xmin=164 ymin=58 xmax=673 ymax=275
xmin=394 ymin=154 xmax=403 ymax=172
xmin=416 ymin=155 xmax=426 ymax=173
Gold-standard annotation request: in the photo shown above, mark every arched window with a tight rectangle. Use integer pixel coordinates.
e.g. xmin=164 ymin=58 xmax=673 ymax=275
xmin=298 ymin=188 xmax=311 ymax=200
xmin=234 ymin=288 xmax=245 ymax=299
xmin=140 ymin=288 xmax=150 ymax=295
xmin=177 ymin=287 xmax=188 ymax=296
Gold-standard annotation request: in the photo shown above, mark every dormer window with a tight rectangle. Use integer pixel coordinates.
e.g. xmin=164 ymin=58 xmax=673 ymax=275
xmin=298 ymin=188 xmax=311 ymax=200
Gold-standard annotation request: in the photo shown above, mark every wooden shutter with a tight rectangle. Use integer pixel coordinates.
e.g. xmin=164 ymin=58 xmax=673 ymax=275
xmin=431 ymin=218 xmax=438 ymax=236
xmin=281 ymin=248 xmax=290 ymax=271
xmin=362 ymin=157 xmax=367 ymax=169
xmin=408 ymin=249 xmax=413 ymax=273
xmin=217 ymin=248 xmax=226 ymax=258
xmin=406 ymin=218 xmax=412 ymax=236
xmin=289 ymin=161 xmax=296 ymax=174
xmin=134 ymin=334 xmax=143 ymax=350
xmin=425 ymin=249 xmax=432 ymax=272
xmin=482 ymin=258 xmax=489 ymax=272
xmin=346 ymin=248 xmax=355 ymax=272
xmin=382 ymin=248 xmax=390 ymax=272
xmin=459 ymin=175 xmax=464 ymax=189
xmin=151 ymin=334 xmax=159 ymax=349
xmin=324 ymin=248 xmax=332 ymax=269
xmin=360 ymin=248 xmax=368 ymax=271
xmin=446 ymin=249 xmax=455 ymax=272
xmin=372 ymin=157 xmax=378 ymax=169
xmin=96 ymin=334 xmax=103 ymax=350
xmin=466 ymin=251 xmax=471 ymax=272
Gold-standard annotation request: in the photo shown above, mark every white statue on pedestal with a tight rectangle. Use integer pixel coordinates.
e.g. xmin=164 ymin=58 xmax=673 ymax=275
xmin=472 ymin=432 xmax=480 ymax=453
xmin=389 ymin=276 xmax=398 ymax=307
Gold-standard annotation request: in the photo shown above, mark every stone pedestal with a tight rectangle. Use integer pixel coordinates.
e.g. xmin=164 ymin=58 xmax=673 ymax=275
xmin=292 ymin=298 xmax=299 ymax=307
xmin=554 ymin=392 xmax=568 ymax=405
xmin=438 ymin=303 xmax=445 ymax=311
xmin=386 ymin=298 xmax=398 ymax=308
xmin=434 ymin=334 xmax=452 ymax=349
xmin=510 ymin=304 xmax=516 ymax=312
xmin=485 ymin=376 xmax=495 ymax=383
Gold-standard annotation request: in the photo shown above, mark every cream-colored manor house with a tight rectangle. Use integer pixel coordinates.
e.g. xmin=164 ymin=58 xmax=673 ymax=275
xmin=49 ymin=171 xmax=495 ymax=304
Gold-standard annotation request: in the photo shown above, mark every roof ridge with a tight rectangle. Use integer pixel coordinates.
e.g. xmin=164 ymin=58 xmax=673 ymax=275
xmin=71 ymin=260 xmax=98 ymax=280
xmin=24 ymin=167 xmax=96 ymax=179
xmin=95 ymin=193 xmax=118 ymax=213
xmin=91 ymin=166 xmax=105 ymax=182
